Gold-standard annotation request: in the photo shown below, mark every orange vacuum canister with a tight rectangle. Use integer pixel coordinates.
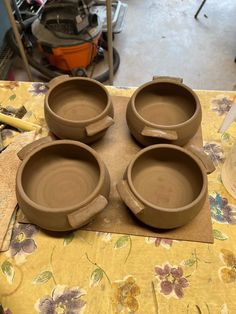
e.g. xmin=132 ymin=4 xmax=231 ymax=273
xmin=40 ymin=31 xmax=101 ymax=71
xmin=31 ymin=1 xmax=102 ymax=71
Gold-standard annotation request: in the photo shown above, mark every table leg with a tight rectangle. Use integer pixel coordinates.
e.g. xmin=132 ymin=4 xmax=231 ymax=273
xmin=3 ymin=0 xmax=33 ymax=81
xmin=194 ymin=0 xmax=207 ymax=19
xmin=106 ymin=0 xmax=114 ymax=85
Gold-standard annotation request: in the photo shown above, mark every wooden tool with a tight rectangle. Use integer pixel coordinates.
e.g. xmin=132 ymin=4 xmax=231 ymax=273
xmin=0 ymin=113 xmax=41 ymax=132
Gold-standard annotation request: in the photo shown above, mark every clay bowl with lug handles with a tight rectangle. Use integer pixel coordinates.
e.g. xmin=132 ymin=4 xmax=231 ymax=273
xmin=126 ymin=76 xmax=202 ymax=146
xmin=16 ymin=137 xmax=110 ymax=231
xmin=44 ymin=75 xmax=114 ymax=144
xmin=117 ymin=144 xmax=215 ymax=229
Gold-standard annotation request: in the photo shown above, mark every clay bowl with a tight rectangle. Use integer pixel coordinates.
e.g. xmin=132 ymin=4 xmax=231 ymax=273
xmin=117 ymin=144 xmax=209 ymax=229
xmin=126 ymin=76 xmax=202 ymax=146
xmin=16 ymin=139 xmax=110 ymax=231
xmin=44 ymin=75 xmax=114 ymax=144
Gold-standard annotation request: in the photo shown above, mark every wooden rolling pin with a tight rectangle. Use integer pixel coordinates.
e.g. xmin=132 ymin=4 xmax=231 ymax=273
xmin=0 ymin=113 xmax=41 ymax=132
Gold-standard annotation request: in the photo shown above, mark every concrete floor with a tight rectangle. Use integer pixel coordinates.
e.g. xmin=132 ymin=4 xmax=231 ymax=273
xmin=12 ymin=0 xmax=236 ymax=91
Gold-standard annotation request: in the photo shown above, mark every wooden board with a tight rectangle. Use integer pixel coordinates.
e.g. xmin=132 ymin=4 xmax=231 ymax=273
xmin=81 ymin=96 xmax=214 ymax=243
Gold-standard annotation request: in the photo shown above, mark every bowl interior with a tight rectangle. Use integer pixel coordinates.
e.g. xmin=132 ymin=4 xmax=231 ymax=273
xmin=134 ymin=83 xmax=197 ymax=126
xmin=131 ymin=147 xmax=203 ymax=209
xmin=48 ymin=80 xmax=108 ymax=121
xmin=21 ymin=144 xmax=100 ymax=209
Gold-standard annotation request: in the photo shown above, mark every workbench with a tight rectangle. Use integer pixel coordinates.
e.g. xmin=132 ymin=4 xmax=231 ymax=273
xmin=0 ymin=80 xmax=236 ymax=313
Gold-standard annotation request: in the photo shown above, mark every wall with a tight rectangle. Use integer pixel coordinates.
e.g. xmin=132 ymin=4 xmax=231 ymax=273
xmin=0 ymin=0 xmax=10 ymax=48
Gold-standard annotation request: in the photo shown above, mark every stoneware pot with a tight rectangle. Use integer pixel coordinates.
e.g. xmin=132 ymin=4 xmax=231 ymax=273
xmin=44 ymin=75 xmax=114 ymax=144
xmin=16 ymin=137 xmax=110 ymax=231
xmin=126 ymin=76 xmax=202 ymax=146
xmin=117 ymin=144 xmax=214 ymax=229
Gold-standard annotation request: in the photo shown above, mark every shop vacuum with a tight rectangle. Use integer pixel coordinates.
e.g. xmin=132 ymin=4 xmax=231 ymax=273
xmin=7 ymin=0 xmax=121 ymax=82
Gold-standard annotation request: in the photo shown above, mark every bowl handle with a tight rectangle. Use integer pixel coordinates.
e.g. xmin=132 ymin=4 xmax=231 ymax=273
xmin=67 ymin=195 xmax=108 ymax=229
xmin=141 ymin=126 xmax=178 ymax=140
xmin=186 ymin=144 xmax=215 ymax=174
xmin=153 ymin=76 xmax=183 ymax=84
xmin=85 ymin=116 xmax=114 ymax=136
xmin=17 ymin=134 xmax=55 ymax=161
xmin=117 ymin=180 xmax=145 ymax=215
xmin=47 ymin=75 xmax=69 ymax=89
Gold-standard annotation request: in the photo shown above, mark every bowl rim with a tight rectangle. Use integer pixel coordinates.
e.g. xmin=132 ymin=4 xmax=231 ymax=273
xmin=16 ymin=140 xmax=106 ymax=213
xmin=127 ymin=144 xmax=207 ymax=213
xmin=130 ymin=80 xmax=201 ymax=129
xmin=45 ymin=77 xmax=112 ymax=125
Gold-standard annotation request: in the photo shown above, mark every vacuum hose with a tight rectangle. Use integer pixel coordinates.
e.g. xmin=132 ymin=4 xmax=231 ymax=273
xmin=6 ymin=28 xmax=120 ymax=83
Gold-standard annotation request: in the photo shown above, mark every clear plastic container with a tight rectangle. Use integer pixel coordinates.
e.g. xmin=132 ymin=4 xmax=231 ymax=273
xmin=219 ymin=103 xmax=236 ymax=198
xmin=221 ymin=141 xmax=236 ymax=198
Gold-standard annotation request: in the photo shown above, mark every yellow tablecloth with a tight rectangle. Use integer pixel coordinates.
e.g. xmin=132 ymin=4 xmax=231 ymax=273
xmin=1 ymin=81 xmax=236 ymax=314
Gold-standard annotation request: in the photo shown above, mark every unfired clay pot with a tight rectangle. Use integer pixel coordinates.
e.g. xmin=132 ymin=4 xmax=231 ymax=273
xmin=44 ymin=75 xmax=114 ymax=144
xmin=126 ymin=76 xmax=202 ymax=146
xmin=117 ymin=144 xmax=213 ymax=229
xmin=16 ymin=138 xmax=110 ymax=231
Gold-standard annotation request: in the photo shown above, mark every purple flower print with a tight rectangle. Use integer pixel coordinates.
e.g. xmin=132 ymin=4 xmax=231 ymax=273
xmin=146 ymin=237 xmax=173 ymax=249
xmin=203 ymin=143 xmax=225 ymax=165
xmin=155 ymin=238 xmax=173 ymax=248
xmin=155 ymin=263 xmax=189 ymax=298
xmin=10 ymin=223 xmax=38 ymax=256
xmin=209 ymin=193 xmax=236 ymax=224
xmin=211 ymin=97 xmax=234 ymax=115
xmin=36 ymin=285 xmax=86 ymax=314
xmin=29 ymin=82 xmax=48 ymax=95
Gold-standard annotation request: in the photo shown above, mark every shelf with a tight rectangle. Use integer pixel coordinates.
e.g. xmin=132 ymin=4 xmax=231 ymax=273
xmin=13 ymin=0 xmax=47 ymax=17
xmin=0 ymin=43 xmax=14 ymax=80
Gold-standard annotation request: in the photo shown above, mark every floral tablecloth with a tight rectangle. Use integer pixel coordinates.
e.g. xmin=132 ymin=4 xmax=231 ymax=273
xmin=0 ymin=81 xmax=236 ymax=314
